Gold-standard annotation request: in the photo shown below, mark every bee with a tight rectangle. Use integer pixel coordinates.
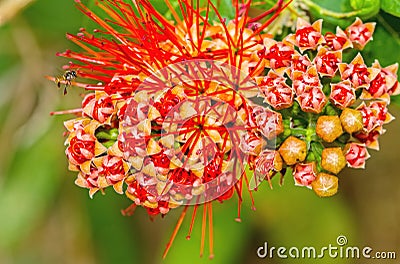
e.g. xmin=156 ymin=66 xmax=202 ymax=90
xmin=55 ymin=70 xmax=77 ymax=95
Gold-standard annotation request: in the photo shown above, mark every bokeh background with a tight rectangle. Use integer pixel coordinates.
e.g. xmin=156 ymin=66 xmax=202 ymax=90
xmin=0 ymin=0 xmax=399 ymax=264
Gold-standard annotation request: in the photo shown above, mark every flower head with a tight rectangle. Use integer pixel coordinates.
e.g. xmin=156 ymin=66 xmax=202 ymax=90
xmin=51 ymin=0 xmax=398 ymax=258
xmin=345 ymin=18 xmax=376 ymax=50
xmin=293 ymin=162 xmax=317 ymax=188
xmin=288 ymin=18 xmax=324 ymax=52
xmin=323 ymin=27 xmax=352 ymax=51
xmin=338 ymin=53 xmax=380 ymax=89
xmin=343 ymin=143 xmax=370 ymax=169
xmin=330 ymin=80 xmax=356 ymax=109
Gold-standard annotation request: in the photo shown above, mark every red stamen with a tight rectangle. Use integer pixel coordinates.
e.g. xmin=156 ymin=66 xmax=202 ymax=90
xmin=207 ymin=202 xmax=214 ymax=259
xmin=50 ymin=108 xmax=83 ymax=116
xmin=208 ymin=0 xmax=235 ymax=63
xmin=163 ymin=205 xmax=189 ymax=259
xmin=235 ymin=177 xmax=243 ymax=222
xmin=200 ymin=203 xmax=207 ymax=257
xmin=121 ymin=204 xmax=137 ymax=216
xmin=247 ymin=0 xmax=284 ymax=24
xmin=165 ymin=0 xmax=183 ymax=24
xmin=243 ymin=169 xmax=257 ymax=210
xmin=246 ymin=0 xmax=293 ymax=42
xmin=186 ymin=203 xmax=199 ymax=240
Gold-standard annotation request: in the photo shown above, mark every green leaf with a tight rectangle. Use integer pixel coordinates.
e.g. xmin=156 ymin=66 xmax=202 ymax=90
xmin=85 ymin=192 xmax=144 ymax=264
xmin=381 ymin=0 xmax=400 ymax=17
xmin=215 ymin=0 xmax=236 ymax=20
xmin=305 ymin=0 xmax=379 ymax=28
xmin=0 ymin=124 xmax=64 ymax=249
xmin=22 ymin=0 xmax=83 ymax=41
xmin=304 ymin=0 xmax=352 ymax=30
xmin=393 ymin=95 xmax=400 ymax=106
xmin=361 ymin=17 xmax=400 ymax=66
xmin=350 ymin=0 xmax=381 ymax=17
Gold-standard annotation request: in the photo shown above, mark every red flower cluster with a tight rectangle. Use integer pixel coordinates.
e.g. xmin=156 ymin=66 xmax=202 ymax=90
xmin=51 ymin=0 xmax=398 ymax=258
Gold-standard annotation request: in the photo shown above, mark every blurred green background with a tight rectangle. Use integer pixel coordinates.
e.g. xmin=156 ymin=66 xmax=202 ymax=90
xmin=0 ymin=1 xmax=399 ymax=264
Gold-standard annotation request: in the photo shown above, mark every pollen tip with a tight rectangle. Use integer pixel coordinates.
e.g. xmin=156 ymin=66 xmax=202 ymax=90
xmin=209 ymin=254 xmax=215 ymax=259
xmin=44 ymin=75 xmax=54 ymax=81
xmin=235 ymin=217 xmax=242 ymax=223
xmin=186 ymin=235 xmax=191 ymax=240
xmin=251 ymin=206 xmax=257 ymax=211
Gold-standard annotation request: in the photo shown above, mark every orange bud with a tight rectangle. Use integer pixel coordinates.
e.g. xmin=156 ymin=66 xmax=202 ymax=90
xmin=321 ymin=147 xmax=346 ymax=174
xmin=312 ymin=172 xmax=339 ymax=197
xmin=340 ymin=108 xmax=363 ymax=133
xmin=316 ymin=115 xmax=343 ymax=142
xmin=279 ymin=136 xmax=307 ymax=165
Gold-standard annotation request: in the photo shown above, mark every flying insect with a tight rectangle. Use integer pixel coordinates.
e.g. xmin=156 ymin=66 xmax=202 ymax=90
xmin=55 ymin=70 xmax=77 ymax=95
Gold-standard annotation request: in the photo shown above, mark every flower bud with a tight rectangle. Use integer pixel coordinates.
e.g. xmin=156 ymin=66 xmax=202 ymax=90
xmin=316 ymin=115 xmax=343 ymax=143
xmin=312 ymin=172 xmax=339 ymax=197
xmin=330 ymin=80 xmax=356 ymax=109
xmin=239 ymin=131 xmax=263 ymax=156
xmin=293 ymin=162 xmax=317 ymax=188
xmin=345 ymin=18 xmax=375 ymax=50
xmin=290 ymin=18 xmax=324 ymax=52
xmin=321 ymin=147 xmax=346 ymax=174
xmin=257 ymin=71 xmax=294 ymax=110
xmin=296 ymin=86 xmax=327 ymax=114
xmin=340 ymin=108 xmax=363 ymax=133
xmin=343 ymin=143 xmax=370 ymax=169
xmin=279 ymin=136 xmax=307 ymax=165
xmin=314 ymin=47 xmax=341 ymax=77
xmin=251 ymin=106 xmax=284 ymax=139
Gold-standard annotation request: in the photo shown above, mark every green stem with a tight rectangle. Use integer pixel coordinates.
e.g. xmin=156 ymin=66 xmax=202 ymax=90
xmin=301 ymin=0 xmax=359 ymax=18
xmin=96 ymin=128 xmax=119 ymax=140
xmin=102 ymin=140 xmax=116 ymax=148
xmin=305 ymin=113 xmax=317 ymax=143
